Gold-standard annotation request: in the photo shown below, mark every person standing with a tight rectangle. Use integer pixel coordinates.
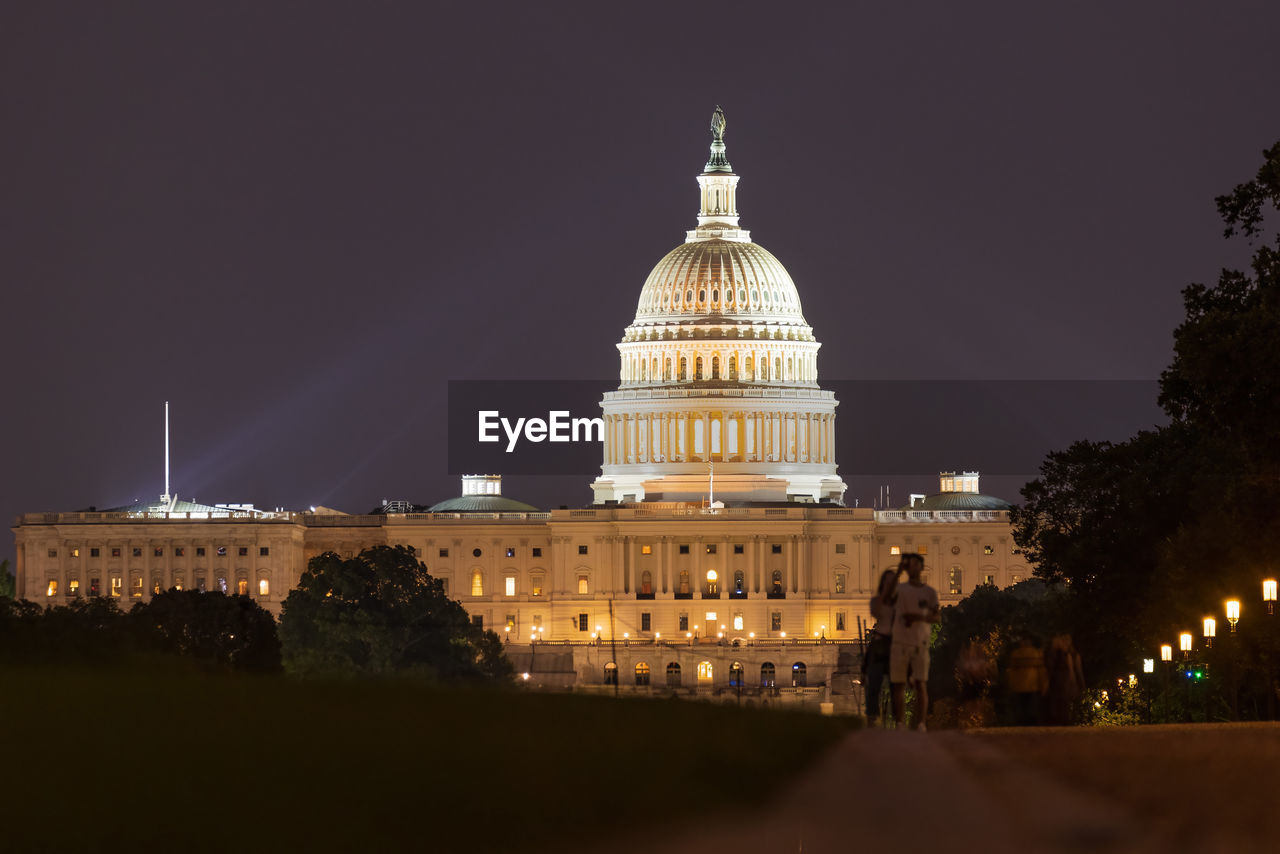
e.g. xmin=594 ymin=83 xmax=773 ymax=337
xmin=1006 ymin=634 xmax=1049 ymax=725
xmin=1045 ymin=633 xmax=1085 ymax=725
xmin=863 ymin=569 xmax=898 ymax=725
xmin=890 ymin=553 xmax=940 ymax=731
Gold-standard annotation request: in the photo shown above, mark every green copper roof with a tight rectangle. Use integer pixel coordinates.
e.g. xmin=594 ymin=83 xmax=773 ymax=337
xmin=426 ymin=495 xmax=540 ymax=513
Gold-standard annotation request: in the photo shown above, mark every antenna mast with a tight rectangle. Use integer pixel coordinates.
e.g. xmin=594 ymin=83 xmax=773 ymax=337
xmin=163 ymin=401 xmax=171 ymax=504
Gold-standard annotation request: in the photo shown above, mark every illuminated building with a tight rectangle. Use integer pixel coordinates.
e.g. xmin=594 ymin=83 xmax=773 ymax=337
xmin=10 ymin=111 xmax=1029 ymax=707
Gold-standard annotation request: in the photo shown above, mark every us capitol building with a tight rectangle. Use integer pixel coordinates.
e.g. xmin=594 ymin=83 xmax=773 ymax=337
xmin=11 ymin=109 xmax=1030 ymax=707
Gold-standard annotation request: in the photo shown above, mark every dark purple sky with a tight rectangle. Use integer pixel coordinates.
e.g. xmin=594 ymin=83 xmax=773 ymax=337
xmin=3 ymin=2 xmax=1278 ymax=560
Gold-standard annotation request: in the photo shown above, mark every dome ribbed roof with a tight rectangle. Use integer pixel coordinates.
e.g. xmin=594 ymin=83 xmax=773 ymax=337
xmin=631 ymin=239 xmax=807 ymax=327
xmin=907 ymin=492 xmax=1011 ymax=511
xmin=426 ymin=495 xmax=540 ymax=513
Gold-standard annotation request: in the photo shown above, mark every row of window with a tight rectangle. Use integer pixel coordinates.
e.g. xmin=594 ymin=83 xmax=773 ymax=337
xmin=435 ymin=542 xmax=806 ymax=560
xmin=504 ymin=609 xmax=848 ymax=635
xmin=887 ymin=544 xmax=1021 ymax=557
xmin=46 ymin=576 xmax=270 ymax=598
xmin=464 ymin=567 xmax=810 ymax=598
xmin=615 ymin=661 xmax=809 ymax=688
xmin=47 ymin=546 xmax=270 ymax=559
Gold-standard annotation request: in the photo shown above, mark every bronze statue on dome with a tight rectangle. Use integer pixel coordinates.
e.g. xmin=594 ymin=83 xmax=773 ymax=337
xmin=710 ymin=105 xmax=726 ymax=142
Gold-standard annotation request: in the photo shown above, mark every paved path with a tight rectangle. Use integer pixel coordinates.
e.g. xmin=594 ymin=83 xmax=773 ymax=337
xmin=618 ymin=724 xmax=1280 ymax=853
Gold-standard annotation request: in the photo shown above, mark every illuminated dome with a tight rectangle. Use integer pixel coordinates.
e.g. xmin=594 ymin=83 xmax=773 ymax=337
xmin=631 ymin=240 xmax=811 ymax=331
xmin=591 ymin=107 xmax=846 ymax=505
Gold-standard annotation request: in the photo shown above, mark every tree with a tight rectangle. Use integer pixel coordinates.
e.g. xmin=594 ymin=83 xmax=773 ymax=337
xmin=279 ymin=545 xmax=510 ymax=681
xmin=1014 ymin=140 xmax=1280 ymax=700
xmin=0 ymin=559 xmax=14 ymax=599
xmin=131 ymin=590 xmax=282 ymax=672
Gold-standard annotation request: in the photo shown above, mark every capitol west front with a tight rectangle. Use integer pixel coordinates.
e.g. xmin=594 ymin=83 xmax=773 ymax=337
xmin=11 ymin=112 xmax=1030 ymax=704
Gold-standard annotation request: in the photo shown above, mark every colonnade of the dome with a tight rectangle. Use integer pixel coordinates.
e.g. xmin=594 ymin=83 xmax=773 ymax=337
xmin=602 ymin=409 xmax=835 ymax=466
xmin=618 ymin=344 xmax=819 ymax=386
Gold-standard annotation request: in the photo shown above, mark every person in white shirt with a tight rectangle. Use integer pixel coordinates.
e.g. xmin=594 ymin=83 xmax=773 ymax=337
xmin=889 ymin=553 xmax=940 ymax=730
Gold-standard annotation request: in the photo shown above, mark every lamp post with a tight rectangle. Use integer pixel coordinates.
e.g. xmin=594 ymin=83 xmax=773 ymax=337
xmin=1160 ymin=644 xmax=1172 ymax=663
xmin=1264 ymin=578 xmax=1277 ymax=616
xmin=1226 ymin=600 xmax=1241 ymax=632
xmin=1179 ymin=632 xmax=1193 ymax=660
xmin=1264 ymin=579 xmax=1278 ymax=719
xmin=1203 ymin=617 xmax=1216 ymax=649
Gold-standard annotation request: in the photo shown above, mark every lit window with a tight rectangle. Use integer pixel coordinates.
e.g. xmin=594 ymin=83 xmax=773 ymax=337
xmin=983 ymin=573 xmax=995 ymax=586
xmin=983 ymin=545 xmax=994 ymax=555
xmin=641 ymin=544 xmax=652 ymax=555
xmin=705 ymin=612 xmax=717 ymax=626
xmin=578 ymin=545 xmax=588 ymax=555
xmin=259 ymin=547 xmax=269 ymax=557
xmin=197 ymin=578 xmax=207 ymax=593
xmin=771 ymin=612 xmax=782 ymax=631
xmin=531 ymin=576 xmax=543 ymax=597
xmin=834 ymin=573 xmax=846 ymax=594
xmin=578 ymin=575 xmax=589 ymax=594
xmin=217 ymin=577 xmax=227 ymax=593
xmin=890 ymin=546 xmax=901 ymax=555
xmin=68 ymin=579 xmax=79 ymax=596
xmin=635 ymin=662 xmax=650 ymax=686
xmin=110 ymin=577 xmax=122 ymax=598
xmin=90 ymin=548 xmax=100 ymax=558
xmin=172 ymin=576 xmax=183 ymax=591
xmin=836 ymin=612 xmax=847 ymax=631
xmin=237 ymin=579 xmax=249 ymax=595
xmin=531 ymin=547 xmax=542 ymax=557
xmin=697 ymin=661 xmax=713 ymax=684
xmin=132 ymin=576 xmax=143 ymax=597
xmin=705 ymin=569 xmax=718 ymax=595
xmin=71 ymin=548 xmax=80 ymax=558
xmin=46 ymin=579 xmax=57 ymax=597
xmin=153 ymin=578 xmax=161 ymax=595
xmin=948 ymin=567 xmax=963 ymax=595
xmin=439 ymin=548 xmax=449 ymax=558
xmin=733 ymin=570 xmax=744 ymax=594
xmin=705 ymin=544 xmax=716 ymax=554
xmin=1012 ymin=574 xmax=1023 ymax=583
xmin=505 ymin=547 xmax=515 ymax=558
xmin=505 ymin=576 xmax=516 ymax=597
xmin=259 ymin=578 xmax=270 ymax=596
xmin=471 ymin=571 xmax=484 ymax=597
xmin=641 ymin=612 xmax=651 ymax=631
xmin=761 ymin=663 xmax=776 ymax=687
xmin=835 ymin=543 xmax=846 ymax=554
xmin=733 ymin=614 xmax=743 ymax=631
xmin=918 ymin=545 xmax=928 ymax=555
xmin=506 ymin=614 xmax=516 ymax=628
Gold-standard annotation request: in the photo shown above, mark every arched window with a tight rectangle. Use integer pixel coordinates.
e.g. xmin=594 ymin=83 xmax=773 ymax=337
xmin=729 ymin=662 xmax=745 ymax=687
xmin=604 ymin=663 xmax=618 ymax=685
xmin=635 ymin=662 xmax=651 ymax=686
xmin=679 ymin=357 xmax=688 ymax=381
xmin=772 ymin=570 xmax=783 ymax=595
xmin=471 ymin=570 xmax=484 ymax=597
xmin=733 ymin=570 xmax=744 ymax=594
xmin=760 ymin=359 xmax=768 ymax=381
xmin=697 ymin=661 xmax=713 ymax=684
xmin=237 ymin=579 xmax=248 ymax=595
xmin=640 ymin=361 xmax=646 ymax=381
xmin=258 ymin=577 xmax=270 ymax=597
xmin=711 ymin=355 xmax=720 ymax=379
xmin=640 ymin=570 xmax=653 ymax=595
xmin=666 ymin=662 xmax=682 ymax=688
xmin=761 ymin=662 xmax=776 ymax=688
xmin=775 ymin=357 xmax=782 ymax=381
xmin=711 ymin=289 xmax=719 ymax=302
xmin=792 ymin=662 xmax=807 ymax=687
xmin=705 ymin=569 xmax=718 ymax=596
xmin=665 ymin=359 xmax=672 ymax=381
xmin=695 ymin=356 xmax=704 ymax=380
xmin=728 ymin=355 xmax=737 ymax=380
xmin=679 ymin=570 xmax=690 ymax=595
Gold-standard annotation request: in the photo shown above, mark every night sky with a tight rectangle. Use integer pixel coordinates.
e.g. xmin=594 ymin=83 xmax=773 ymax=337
xmin=3 ymin=2 xmax=1278 ymax=563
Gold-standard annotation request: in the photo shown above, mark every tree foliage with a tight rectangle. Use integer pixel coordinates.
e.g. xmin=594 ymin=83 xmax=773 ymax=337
xmin=279 ymin=545 xmax=510 ymax=682
xmin=130 ymin=589 xmax=281 ymax=672
xmin=0 ymin=559 xmax=14 ymax=599
xmin=1013 ymin=140 xmax=1280 ymax=700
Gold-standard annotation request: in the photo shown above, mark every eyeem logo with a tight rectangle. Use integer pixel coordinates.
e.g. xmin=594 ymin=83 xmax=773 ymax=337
xmin=478 ymin=410 xmax=605 ymax=453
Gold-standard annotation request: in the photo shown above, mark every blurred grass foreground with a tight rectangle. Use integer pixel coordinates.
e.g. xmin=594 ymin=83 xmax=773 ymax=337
xmin=0 ymin=666 xmax=852 ymax=853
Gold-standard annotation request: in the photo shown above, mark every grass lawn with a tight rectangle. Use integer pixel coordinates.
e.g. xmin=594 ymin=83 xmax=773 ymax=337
xmin=0 ymin=666 xmax=852 ymax=853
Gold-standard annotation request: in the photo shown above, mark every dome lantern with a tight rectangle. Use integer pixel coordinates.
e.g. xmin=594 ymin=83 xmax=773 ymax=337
xmin=691 ymin=105 xmax=748 ymax=242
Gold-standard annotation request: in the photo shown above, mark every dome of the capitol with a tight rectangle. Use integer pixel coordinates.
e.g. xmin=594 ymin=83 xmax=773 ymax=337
xmin=902 ymin=472 xmax=1012 ymax=511
xmin=631 ymin=240 xmax=809 ymax=330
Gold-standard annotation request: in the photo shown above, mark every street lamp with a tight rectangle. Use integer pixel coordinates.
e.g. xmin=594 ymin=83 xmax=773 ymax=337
xmin=1226 ymin=600 xmax=1241 ymax=632
xmin=1143 ymin=658 xmax=1155 ymax=674
xmin=1161 ymin=644 xmax=1173 ymax=662
xmin=1179 ymin=632 xmax=1193 ymax=659
xmin=1264 ymin=579 xmax=1277 ymax=616
xmin=1203 ymin=617 xmax=1216 ymax=649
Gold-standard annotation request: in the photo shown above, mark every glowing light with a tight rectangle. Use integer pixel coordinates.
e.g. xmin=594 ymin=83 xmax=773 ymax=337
xmin=780 ymin=631 xmax=786 ymax=638
xmin=654 ymin=632 xmax=660 ymax=639
xmin=1143 ymin=658 xmax=1154 ymax=673
xmin=521 ymin=672 xmax=530 ymax=681
xmin=1160 ymin=644 xmax=1172 ymax=662
xmin=1203 ymin=617 xmax=1216 ymax=640
xmin=1179 ymin=632 xmax=1193 ymax=653
xmin=1128 ymin=674 xmax=1137 ymax=687
xmin=1226 ymin=599 xmax=1241 ymax=630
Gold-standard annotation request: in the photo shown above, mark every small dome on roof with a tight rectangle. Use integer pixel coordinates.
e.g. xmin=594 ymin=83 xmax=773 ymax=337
xmin=427 ymin=475 xmax=539 ymax=513
xmin=903 ymin=471 xmax=1011 ymax=511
